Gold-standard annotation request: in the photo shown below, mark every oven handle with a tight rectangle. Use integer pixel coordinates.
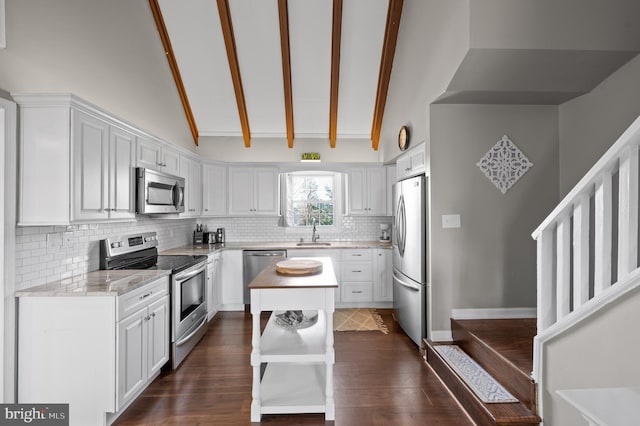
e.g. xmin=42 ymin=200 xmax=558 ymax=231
xmin=175 ymin=316 xmax=207 ymax=347
xmin=174 ymin=263 xmax=206 ymax=282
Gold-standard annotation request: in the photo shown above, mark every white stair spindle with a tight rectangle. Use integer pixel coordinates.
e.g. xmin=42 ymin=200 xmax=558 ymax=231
xmin=573 ymin=195 xmax=590 ymax=308
xmin=556 ymin=215 xmax=572 ymax=319
xmin=594 ymin=172 xmax=613 ymax=295
xmin=617 ymin=146 xmax=639 ymax=280
xmin=537 ymin=228 xmax=556 ymax=331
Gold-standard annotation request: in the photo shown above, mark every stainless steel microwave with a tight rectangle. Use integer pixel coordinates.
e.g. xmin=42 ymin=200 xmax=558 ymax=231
xmin=136 ymin=167 xmax=185 ymax=214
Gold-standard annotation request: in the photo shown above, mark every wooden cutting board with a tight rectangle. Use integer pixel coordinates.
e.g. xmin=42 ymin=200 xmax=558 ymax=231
xmin=276 ymin=259 xmax=323 ymax=275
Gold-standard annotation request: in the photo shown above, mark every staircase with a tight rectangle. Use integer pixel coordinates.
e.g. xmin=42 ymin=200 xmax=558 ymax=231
xmin=425 ymin=319 xmax=540 ymax=426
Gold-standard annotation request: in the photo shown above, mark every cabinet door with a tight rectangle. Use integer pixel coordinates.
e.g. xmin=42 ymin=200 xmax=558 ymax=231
xmin=147 ymin=297 xmax=170 ymax=376
xmin=136 ymin=136 xmax=162 ymax=171
xmin=228 ymin=167 xmax=254 ymax=215
xmin=117 ymin=308 xmax=147 ymax=409
xmin=72 ymin=110 xmax=109 ymax=221
xmin=386 ymin=165 xmax=396 ymax=215
xmin=367 ymin=167 xmax=387 ymax=215
xmin=189 ymin=159 xmax=202 ymax=215
xmin=221 ymin=250 xmax=243 ymax=308
xmin=202 ymin=163 xmax=227 ymax=216
xmin=374 ymin=249 xmax=392 ymax=301
xmin=207 ymin=257 xmax=215 ymax=317
xmin=162 ymin=146 xmax=181 ymax=176
xmin=109 ymin=126 xmax=136 ymax=219
xmin=346 ymin=168 xmax=367 ymax=215
xmin=213 ymin=254 xmax=223 ymax=313
xmin=254 ymin=167 xmax=279 ymax=215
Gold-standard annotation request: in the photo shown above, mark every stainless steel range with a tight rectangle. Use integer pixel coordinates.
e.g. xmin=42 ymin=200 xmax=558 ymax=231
xmin=100 ymin=232 xmax=208 ymax=369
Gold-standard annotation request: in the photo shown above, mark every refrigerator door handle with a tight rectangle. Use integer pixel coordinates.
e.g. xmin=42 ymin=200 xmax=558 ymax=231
xmin=393 ymin=271 xmax=421 ymax=291
xmin=398 ymin=195 xmax=406 ymax=256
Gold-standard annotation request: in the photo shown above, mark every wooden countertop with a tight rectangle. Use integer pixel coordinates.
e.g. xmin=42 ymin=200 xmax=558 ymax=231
xmin=248 ymin=257 xmax=338 ymax=290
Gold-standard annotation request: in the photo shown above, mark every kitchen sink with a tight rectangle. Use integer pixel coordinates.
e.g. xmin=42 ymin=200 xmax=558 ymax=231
xmin=296 ymin=242 xmax=332 ymax=246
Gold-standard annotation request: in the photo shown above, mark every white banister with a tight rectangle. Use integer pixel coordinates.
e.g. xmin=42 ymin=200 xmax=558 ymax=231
xmin=617 ymin=145 xmax=639 ymax=279
xmin=556 ymin=215 xmax=571 ymax=320
xmin=532 ymin=113 xmax=640 ymax=335
xmin=594 ymin=172 xmax=613 ymax=295
xmin=572 ymin=194 xmax=590 ymax=309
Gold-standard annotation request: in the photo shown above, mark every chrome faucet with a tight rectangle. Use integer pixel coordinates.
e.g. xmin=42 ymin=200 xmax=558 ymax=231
xmin=311 ymin=219 xmax=320 ymax=243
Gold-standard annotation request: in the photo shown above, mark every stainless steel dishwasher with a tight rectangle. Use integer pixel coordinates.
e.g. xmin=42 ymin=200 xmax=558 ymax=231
xmin=243 ymin=250 xmax=287 ymax=306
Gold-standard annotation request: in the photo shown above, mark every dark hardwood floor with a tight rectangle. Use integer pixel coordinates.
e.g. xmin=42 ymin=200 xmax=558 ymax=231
xmin=115 ymin=310 xmax=474 ymax=425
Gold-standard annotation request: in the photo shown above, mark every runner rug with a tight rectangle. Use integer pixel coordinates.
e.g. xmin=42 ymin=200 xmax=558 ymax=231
xmin=333 ymin=308 xmax=389 ymax=334
xmin=434 ymin=344 xmax=518 ymax=403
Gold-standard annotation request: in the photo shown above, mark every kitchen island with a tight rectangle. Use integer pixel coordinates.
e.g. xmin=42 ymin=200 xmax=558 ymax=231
xmin=248 ymin=257 xmax=338 ymax=422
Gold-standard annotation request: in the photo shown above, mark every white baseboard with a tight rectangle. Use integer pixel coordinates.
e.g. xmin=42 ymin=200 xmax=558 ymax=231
xmin=451 ymin=307 xmax=536 ymax=320
xmin=430 ymin=330 xmax=453 ymax=342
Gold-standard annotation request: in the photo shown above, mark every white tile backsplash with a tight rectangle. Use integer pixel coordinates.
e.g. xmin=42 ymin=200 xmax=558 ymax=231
xmin=15 ymin=215 xmax=391 ymax=291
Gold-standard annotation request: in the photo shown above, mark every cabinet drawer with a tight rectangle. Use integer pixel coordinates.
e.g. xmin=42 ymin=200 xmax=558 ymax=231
xmin=341 ymin=283 xmax=373 ymax=302
xmin=341 ymin=249 xmax=372 ymax=261
xmin=341 ymin=262 xmax=372 ymax=282
xmin=118 ymin=277 xmax=169 ymax=319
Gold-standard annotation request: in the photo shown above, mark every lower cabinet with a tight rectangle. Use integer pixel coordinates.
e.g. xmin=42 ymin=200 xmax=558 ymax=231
xmin=17 ymin=276 xmax=170 ymax=426
xmin=117 ymin=291 xmax=169 ymax=409
xmin=373 ymin=248 xmax=392 ymax=302
xmin=221 ymin=249 xmax=244 ymax=310
xmin=207 ymin=252 xmax=222 ymax=319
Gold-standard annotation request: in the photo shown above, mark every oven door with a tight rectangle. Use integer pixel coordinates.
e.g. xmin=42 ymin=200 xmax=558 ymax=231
xmin=172 ymin=261 xmax=207 ymax=344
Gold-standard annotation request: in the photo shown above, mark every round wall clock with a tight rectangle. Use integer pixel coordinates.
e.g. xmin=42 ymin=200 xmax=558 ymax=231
xmin=398 ymin=125 xmax=410 ymax=151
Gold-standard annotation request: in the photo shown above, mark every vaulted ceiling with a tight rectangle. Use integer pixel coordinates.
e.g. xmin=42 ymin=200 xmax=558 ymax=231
xmin=151 ymin=0 xmax=402 ymax=149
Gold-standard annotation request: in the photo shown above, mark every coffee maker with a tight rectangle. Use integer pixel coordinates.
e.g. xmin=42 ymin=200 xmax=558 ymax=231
xmin=379 ymin=224 xmax=390 ymax=243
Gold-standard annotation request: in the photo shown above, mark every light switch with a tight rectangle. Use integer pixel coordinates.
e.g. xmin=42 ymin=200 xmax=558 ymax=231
xmin=442 ymin=214 xmax=461 ymax=229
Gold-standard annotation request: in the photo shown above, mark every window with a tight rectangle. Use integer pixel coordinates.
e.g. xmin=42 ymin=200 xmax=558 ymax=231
xmin=283 ymin=172 xmax=338 ymax=227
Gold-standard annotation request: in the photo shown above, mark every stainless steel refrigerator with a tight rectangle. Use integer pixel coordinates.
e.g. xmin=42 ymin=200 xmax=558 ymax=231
xmin=392 ymin=174 xmax=427 ymax=346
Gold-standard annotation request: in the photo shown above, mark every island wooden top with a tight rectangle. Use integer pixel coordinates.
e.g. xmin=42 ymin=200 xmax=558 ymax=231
xmin=248 ymin=257 xmax=338 ymax=289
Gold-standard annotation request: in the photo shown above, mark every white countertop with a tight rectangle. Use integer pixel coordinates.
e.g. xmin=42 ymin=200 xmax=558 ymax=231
xmin=161 ymin=240 xmax=392 ymax=256
xmin=15 ymin=269 xmax=171 ymax=297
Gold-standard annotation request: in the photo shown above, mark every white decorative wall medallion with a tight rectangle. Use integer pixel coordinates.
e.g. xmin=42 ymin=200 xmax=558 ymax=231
xmin=476 ymin=135 xmax=533 ymax=194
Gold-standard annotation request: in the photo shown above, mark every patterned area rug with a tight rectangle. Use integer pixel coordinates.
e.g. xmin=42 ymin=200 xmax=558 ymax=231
xmin=333 ymin=308 xmax=389 ymax=334
xmin=434 ymin=345 xmax=518 ymax=403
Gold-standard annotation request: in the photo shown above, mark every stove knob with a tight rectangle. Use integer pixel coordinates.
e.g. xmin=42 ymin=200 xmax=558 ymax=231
xmin=111 ymin=241 xmax=121 ymax=249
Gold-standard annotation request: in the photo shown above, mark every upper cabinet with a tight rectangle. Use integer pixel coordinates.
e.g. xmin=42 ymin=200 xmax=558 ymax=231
xmin=396 ymin=143 xmax=426 ymax=181
xmin=345 ymin=167 xmax=388 ymax=216
xmin=179 ymin=154 xmax=202 ymax=217
xmin=16 ymin=94 xmax=137 ymax=225
xmin=202 ymin=163 xmax=227 ymax=216
xmin=228 ymin=167 xmax=279 ymax=216
xmin=136 ymin=136 xmax=181 ymax=177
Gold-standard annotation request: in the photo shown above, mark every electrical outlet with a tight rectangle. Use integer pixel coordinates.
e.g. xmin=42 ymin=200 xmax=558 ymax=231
xmin=47 ymin=233 xmax=62 ymax=250
xmin=63 ymin=232 xmax=74 ymax=248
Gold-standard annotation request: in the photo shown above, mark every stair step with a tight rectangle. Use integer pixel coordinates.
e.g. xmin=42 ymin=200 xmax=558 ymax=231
xmin=452 ymin=318 xmax=537 ymax=411
xmin=425 ymin=340 xmax=541 ymax=426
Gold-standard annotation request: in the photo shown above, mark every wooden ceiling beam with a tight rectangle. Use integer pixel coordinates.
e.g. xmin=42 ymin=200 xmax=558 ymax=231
xmin=217 ymin=0 xmax=251 ymax=147
xmin=328 ymin=0 xmax=343 ymax=149
xmin=277 ymin=0 xmax=295 ymax=148
xmin=371 ymin=0 xmax=403 ymax=151
xmin=149 ymin=0 xmax=199 ymax=146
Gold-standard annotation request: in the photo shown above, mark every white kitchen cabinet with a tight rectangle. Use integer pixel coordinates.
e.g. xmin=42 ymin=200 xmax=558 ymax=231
xmin=228 ymin=166 xmax=279 ymax=216
xmin=396 ymin=143 xmax=426 ymax=181
xmin=373 ymin=248 xmax=392 ymax=302
xmin=15 ymin=94 xmax=136 ymax=225
xmin=207 ymin=252 xmax=222 ymax=319
xmin=346 ymin=167 xmax=387 ymax=216
xmin=18 ymin=276 xmax=169 ymax=426
xmin=341 ymin=249 xmax=373 ymax=302
xmin=202 ymin=163 xmax=227 ymax=216
xmin=73 ymin=111 xmax=136 ymax=222
xmin=221 ymin=249 xmax=244 ymax=310
xmin=179 ymin=154 xmax=202 ymax=217
xmin=386 ymin=165 xmax=396 ymax=216
xmin=136 ymin=136 xmax=181 ymax=176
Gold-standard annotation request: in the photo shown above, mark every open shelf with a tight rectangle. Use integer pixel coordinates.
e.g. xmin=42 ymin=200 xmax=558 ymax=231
xmin=260 ymin=363 xmax=327 ymax=414
xmin=259 ymin=310 xmax=328 ymax=363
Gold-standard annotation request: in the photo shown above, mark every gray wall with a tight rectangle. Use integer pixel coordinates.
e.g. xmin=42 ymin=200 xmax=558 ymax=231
xmin=559 ymin=54 xmax=640 ymax=196
xmin=429 ymin=104 xmax=558 ymax=333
